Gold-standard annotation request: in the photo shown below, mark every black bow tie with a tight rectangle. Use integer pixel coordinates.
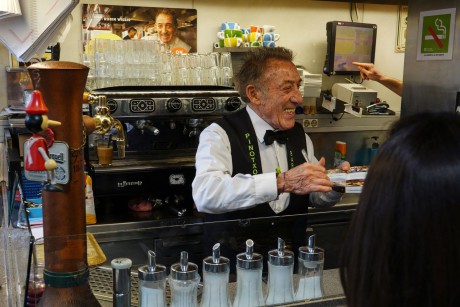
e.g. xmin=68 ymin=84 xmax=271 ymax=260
xmin=264 ymin=130 xmax=288 ymax=145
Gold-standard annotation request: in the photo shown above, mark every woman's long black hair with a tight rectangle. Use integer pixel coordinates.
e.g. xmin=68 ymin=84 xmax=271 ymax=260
xmin=340 ymin=111 xmax=460 ymax=307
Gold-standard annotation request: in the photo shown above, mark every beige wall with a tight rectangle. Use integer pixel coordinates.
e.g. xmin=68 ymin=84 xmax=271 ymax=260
xmin=0 ymin=0 xmax=404 ymax=111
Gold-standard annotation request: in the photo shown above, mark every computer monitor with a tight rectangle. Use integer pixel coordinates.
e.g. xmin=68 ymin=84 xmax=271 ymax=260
xmin=323 ymin=21 xmax=377 ymax=76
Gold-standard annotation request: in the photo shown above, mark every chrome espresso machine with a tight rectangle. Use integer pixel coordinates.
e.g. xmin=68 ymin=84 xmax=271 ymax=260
xmin=85 ymin=85 xmax=244 ymax=272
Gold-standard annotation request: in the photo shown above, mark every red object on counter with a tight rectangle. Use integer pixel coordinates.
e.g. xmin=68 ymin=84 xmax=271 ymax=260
xmin=26 ymin=279 xmax=45 ymax=306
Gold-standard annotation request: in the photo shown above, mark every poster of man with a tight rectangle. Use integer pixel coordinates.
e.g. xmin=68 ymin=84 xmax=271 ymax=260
xmin=82 ymin=4 xmax=197 ymax=54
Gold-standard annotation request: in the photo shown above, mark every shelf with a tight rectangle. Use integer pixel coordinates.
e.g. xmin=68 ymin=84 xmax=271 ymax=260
xmin=213 ymin=47 xmax=254 ymax=53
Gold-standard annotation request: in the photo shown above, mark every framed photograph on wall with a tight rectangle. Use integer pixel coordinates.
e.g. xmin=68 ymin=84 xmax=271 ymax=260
xmin=396 ymin=5 xmax=408 ymax=52
xmin=81 ymin=4 xmax=197 ymax=54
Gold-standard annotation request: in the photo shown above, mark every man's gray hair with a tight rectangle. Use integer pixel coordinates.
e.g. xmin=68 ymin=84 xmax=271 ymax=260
xmin=234 ymin=47 xmax=294 ymax=100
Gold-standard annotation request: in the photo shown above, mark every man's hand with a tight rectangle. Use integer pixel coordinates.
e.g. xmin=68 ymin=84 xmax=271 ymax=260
xmin=352 ymin=61 xmax=403 ymax=96
xmin=352 ymin=62 xmax=383 ymax=82
xmin=339 ymin=161 xmax=351 ymax=172
xmin=281 ymin=157 xmax=333 ymax=194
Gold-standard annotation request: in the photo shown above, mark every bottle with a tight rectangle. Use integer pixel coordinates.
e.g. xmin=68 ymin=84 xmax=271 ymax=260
xmin=233 ymin=239 xmax=265 ymax=307
xmin=265 ymin=237 xmax=295 ymax=305
xmin=111 ymin=257 xmax=132 ymax=307
xmin=295 ymin=234 xmax=325 ymax=300
xmin=85 ymin=172 xmax=96 ymax=224
xmin=368 ymin=136 xmax=379 ymax=164
xmin=169 ymin=251 xmax=200 ymax=307
xmin=201 ymin=243 xmax=230 ymax=307
xmin=333 ymin=141 xmax=346 ymax=168
xmin=138 ymin=250 xmax=167 ymax=307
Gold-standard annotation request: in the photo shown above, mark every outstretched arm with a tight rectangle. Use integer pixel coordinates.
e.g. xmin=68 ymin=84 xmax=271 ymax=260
xmin=352 ymin=62 xmax=403 ymax=96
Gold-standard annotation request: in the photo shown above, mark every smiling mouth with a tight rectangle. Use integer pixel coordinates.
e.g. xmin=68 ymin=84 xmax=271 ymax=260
xmin=284 ymin=108 xmax=295 ymax=114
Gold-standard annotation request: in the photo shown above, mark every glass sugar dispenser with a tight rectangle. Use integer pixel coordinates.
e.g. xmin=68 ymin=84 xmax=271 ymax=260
xmin=233 ymin=239 xmax=265 ymax=307
xmin=138 ymin=250 xmax=167 ymax=307
xmin=169 ymin=251 xmax=201 ymax=307
xmin=295 ymin=234 xmax=325 ymax=300
xmin=265 ymin=237 xmax=295 ymax=305
xmin=200 ymin=243 xmax=231 ymax=307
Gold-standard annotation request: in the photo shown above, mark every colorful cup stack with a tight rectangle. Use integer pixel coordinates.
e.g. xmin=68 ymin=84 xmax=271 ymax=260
xmin=214 ymin=22 xmax=280 ymax=48
xmin=215 ymin=22 xmax=242 ymax=48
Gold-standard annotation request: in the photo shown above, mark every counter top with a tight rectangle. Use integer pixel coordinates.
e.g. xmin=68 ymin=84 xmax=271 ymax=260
xmin=86 ymin=193 xmax=360 ymax=236
xmin=297 ymin=113 xmax=399 ymax=133
xmin=311 ymin=193 xmax=359 ymax=212
xmin=0 ymin=189 xmax=357 ymax=306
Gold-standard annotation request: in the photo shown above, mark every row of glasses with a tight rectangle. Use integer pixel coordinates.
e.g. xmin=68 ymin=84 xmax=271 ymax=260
xmin=80 ymin=38 xmax=234 ymax=89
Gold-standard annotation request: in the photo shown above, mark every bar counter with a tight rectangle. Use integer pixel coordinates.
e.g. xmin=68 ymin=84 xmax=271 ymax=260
xmin=1 ymin=186 xmax=357 ymax=306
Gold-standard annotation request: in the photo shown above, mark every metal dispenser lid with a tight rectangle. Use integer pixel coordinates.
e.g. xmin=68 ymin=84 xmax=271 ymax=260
xmin=111 ymin=257 xmax=132 ymax=270
xmin=299 ymin=234 xmax=324 ymax=262
xmin=203 ymin=243 xmax=230 ymax=273
xmin=236 ymin=239 xmax=263 ymax=270
xmin=170 ymin=251 xmax=199 ymax=281
xmin=138 ymin=250 xmax=167 ymax=282
xmin=268 ymin=237 xmax=294 ymax=266
xmin=111 ymin=257 xmax=132 ymax=299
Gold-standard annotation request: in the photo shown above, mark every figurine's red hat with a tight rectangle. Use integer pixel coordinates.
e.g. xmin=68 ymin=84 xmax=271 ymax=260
xmin=26 ymin=90 xmax=48 ymax=115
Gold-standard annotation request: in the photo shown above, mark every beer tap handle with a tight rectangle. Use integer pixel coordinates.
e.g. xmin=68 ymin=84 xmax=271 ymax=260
xmin=83 ymin=92 xmax=126 ymax=159
xmin=82 ymin=115 xmax=96 ymax=135
xmin=82 ymin=92 xmax=97 ymax=105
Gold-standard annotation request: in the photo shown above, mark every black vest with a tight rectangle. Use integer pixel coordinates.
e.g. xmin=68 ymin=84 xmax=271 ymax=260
xmin=207 ymin=107 xmax=310 ymax=221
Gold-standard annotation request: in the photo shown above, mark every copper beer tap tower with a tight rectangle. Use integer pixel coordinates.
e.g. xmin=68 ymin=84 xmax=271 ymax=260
xmin=27 ymin=61 xmax=122 ymax=306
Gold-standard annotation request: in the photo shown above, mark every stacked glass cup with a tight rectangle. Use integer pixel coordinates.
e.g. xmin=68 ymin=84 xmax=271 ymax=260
xmin=80 ymin=38 xmax=234 ymax=89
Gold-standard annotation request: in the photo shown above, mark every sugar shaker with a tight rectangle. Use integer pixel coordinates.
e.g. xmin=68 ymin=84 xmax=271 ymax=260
xmin=295 ymin=234 xmax=325 ymax=300
xmin=265 ymin=237 xmax=295 ymax=305
xmin=138 ymin=250 xmax=167 ymax=307
xmin=169 ymin=251 xmax=201 ymax=307
xmin=233 ymin=239 xmax=265 ymax=307
xmin=201 ymin=243 xmax=230 ymax=307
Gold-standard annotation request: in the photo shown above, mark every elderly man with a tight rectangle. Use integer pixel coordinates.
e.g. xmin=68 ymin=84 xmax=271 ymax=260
xmin=153 ymin=9 xmax=191 ymax=54
xmin=192 ymin=47 xmax=349 ymax=268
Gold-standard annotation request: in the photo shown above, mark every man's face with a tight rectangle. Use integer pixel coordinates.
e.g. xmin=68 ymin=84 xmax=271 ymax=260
xmin=156 ymin=13 xmax=175 ymax=44
xmin=254 ymin=59 xmax=303 ymax=131
xmin=128 ymin=30 xmax=136 ymax=38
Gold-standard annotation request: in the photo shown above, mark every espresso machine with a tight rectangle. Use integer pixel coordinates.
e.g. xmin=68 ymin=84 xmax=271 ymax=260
xmin=86 ymin=85 xmax=243 ymax=218
xmin=84 ymin=85 xmax=243 ymax=272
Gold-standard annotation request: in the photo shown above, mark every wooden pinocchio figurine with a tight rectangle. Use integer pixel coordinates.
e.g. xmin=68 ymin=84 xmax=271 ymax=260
xmin=24 ymin=90 xmax=63 ymax=192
